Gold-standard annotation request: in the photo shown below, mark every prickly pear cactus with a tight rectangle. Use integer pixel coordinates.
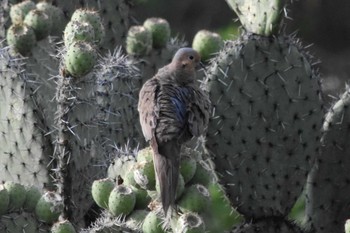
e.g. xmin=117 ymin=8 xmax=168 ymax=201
xmin=305 ymin=86 xmax=350 ymax=233
xmin=0 ymin=46 xmax=53 ymax=188
xmin=203 ymin=0 xmax=324 ymax=232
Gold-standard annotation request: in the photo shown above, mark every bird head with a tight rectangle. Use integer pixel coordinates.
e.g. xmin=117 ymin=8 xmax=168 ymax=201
xmin=171 ymin=48 xmax=202 ymax=84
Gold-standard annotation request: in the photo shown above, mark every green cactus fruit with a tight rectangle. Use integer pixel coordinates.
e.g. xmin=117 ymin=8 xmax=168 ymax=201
xmin=123 ymin=165 xmax=140 ymax=188
xmin=51 ymin=220 xmax=77 ymax=233
xmin=0 ymin=185 xmax=9 ymax=215
xmin=70 ymin=9 xmax=105 ymax=46
xmin=189 ymin=160 xmax=215 ymax=186
xmin=143 ymin=18 xmax=171 ymax=49
xmin=131 ymin=186 xmax=152 ymax=209
xmin=178 ymin=184 xmax=210 ymax=214
xmin=64 ymin=41 xmax=97 ymax=77
xmin=205 ymin=183 xmax=243 ymax=232
xmin=24 ymin=9 xmax=52 ymax=40
xmin=346 ymin=220 xmax=350 ymax=233
xmin=205 ymin=33 xmax=323 ymax=218
xmin=63 ymin=21 xmax=96 ymax=47
xmin=4 ymin=181 xmax=26 ymax=211
xmin=108 ymin=151 xmax=137 ymax=182
xmin=225 ymin=0 xmax=286 ymax=36
xmin=142 ymin=211 xmax=166 ymax=233
xmin=108 ymin=185 xmax=136 ymax=217
xmin=9 ymin=0 xmax=36 ymax=24
xmin=134 ymin=160 xmax=156 ymax=190
xmin=35 ymin=191 xmax=64 ymax=224
xmin=36 ymin=2 xmax=65 ymax=36
xmin=6 ymin=23 xmax=36 ymax=55
xmin=180 ymin=154 xmax=197 ymax=184
xmin=192 ymin=30 xmax=223 ymax=61
xmin=23 ymin=185 xmax=42 ymax=212
xmin=175 ymin=213 xmax=205 ymax=233
xmin=126 ymin=25 xmax=153 ymax=56
xmin=125 ymin=209 xmax=149 ymax=231
xmin=92 ymin=178 xmax=115 ymax=209
xmin=137 ymin=147 xmax=154 ymax=163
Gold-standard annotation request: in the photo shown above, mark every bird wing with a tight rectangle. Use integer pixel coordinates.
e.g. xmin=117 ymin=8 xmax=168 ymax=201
xmin=187 ymin=88 xmax=211 ymax=137
xmin=138 ymin=78 xmax=159 ymax=141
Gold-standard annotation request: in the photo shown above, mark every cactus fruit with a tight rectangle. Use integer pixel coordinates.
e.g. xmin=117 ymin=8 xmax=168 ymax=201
xmin=132 ymin=186 xmax=152 ymax=209
xmin=0 ymin=185 xmax=9 ymax=215
xmin=134 ymin=159 xmax=156 ymax=190
xmin=6 ymin=23 xmax=36 ymax=55
xmin=305 ymin=86 xmax=350 ymax=233
xmin=63 ymin=21 xmax=96 ymax=47
xmin=142 ymin=211 xmax=167 ymax=233
xmin=175 ymin=213 xmax=205 ymax=233
xmin=4 ymin=181 xmax=26 ymax=211
xmin=23 ymin=185 xmax=42 ymax=212
xmin=346 ymin=220 xmax=350 ymax=233
xmin=51 ymin=220 xmax=77 ymax=233
xmin=225 ymin=0 xmax=286 ymax=36
xmin=9 ymin=0 xmax=36 ymax=24
xmin=70 ymin=9 xmax=105 ymax=46
xmin=126 ymin=25 xmax=153 ymax=56
xmin=192 ymin=30 xmax=223 ymax=61
xmin=179 ymin=154 xmax=197 ymax=184
xmin=35 ymin=191 xmax=64 ymax=224
xmin=92 ymin=178 xmax=115 ymax=209
xmin=125 ymin=209 xmax=149 ymax=231
xmin=204 ymin=33 xmax=323 ymax=218
xmin=108 ymin=185 xmax=136 ymax=217
xmin=178 ymin=184 xmax=210 ymax=214
xmin=143 ymin=18 xmax=171 ymax=49
xmin=189 ymin=159 xmax=216 ymax=186
xmin=64 ymin=41 xmax=97 ymax=77
xmin=23 ymin=9 xmax=52 ymax=40
xmin=36 ymin=2 xmax=65 ymax=36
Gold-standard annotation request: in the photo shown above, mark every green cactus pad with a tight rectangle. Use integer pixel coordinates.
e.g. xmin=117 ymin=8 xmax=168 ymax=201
xmin=9 ymin=0 xmax=36 ymax=24
xmin=24 ymin=9 xmax=52 ymax=40
xmin=192 ymin=30 xmax=223 ymax=61
xmin=0 ymin=185 xmax=9 ymax=215
xmin=205 ymin=33 xmax=323 ymax=218
xmin=175 ymin=213 xmax=205 ymax=233
xmin=126 ymin=25 xmax=153 ymax=56
xmin=142 ymin=211 xmax=166 ymax=233
xmin=0 ymin=212 xmax=40 ymax=233
xmin=63 ymin=20 xmax=96 ymax=47
xmin=51 ymin=220 xmax=77 ymax=233
xmin=6 ymin=23 xmax=36 ymax=55
xmin=4 ymin=181 xmax=26 ymax=211
xmin=23 ymin=185 xmax=42 ymax=212
xmin=70 ymin=9 xmax=105 ymax=46
xmin=133 ymin=160 xmax=156 ymax=190
xmin=36 ymin=2 xmax=65 ymax=36
xmin=180 ymin=154 xmax=197 ymax=184
xmin=225 ymin=0 xmax=286 ymax=36
xmin=35 ymin=191 xmax=64 ymax=224
xmin=92 ymin=178 xmax=115 ymax=209
xmin=64 ymin=41 xmax=97 ymax=77
xmin=108 ymin=185 xmax=136 ymax=217
xmin=178 ymin=184 xmax=210 ymax=214
xmin=143 ymin=17 xmax=171 ymax=49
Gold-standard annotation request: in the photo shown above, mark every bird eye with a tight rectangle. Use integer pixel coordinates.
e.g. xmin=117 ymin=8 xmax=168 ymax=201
xmin=189 ymin=55 xmax=194 ymax=60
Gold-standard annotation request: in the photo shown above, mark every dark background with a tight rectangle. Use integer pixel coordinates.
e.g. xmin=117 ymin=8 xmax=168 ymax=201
xmin=132 ymin=0 xmax=350 ymax=102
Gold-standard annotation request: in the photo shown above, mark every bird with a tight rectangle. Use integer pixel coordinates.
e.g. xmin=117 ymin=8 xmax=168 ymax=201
xmin=138 ymin=47 xmax=211 ymax=217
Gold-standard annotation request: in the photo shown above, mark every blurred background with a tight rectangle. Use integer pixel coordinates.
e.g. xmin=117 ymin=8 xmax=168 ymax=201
xmin=132 ymin=0 xmax=350 ymax=105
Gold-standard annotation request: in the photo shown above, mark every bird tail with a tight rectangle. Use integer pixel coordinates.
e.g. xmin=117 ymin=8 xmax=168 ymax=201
xmin=150 ymin=138 xmax=180 ymax=217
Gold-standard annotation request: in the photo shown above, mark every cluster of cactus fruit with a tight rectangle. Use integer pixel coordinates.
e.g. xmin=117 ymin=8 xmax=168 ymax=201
xmin=90 ymin=146 xmax=242 ymax=232
xmin=1 ymin=0 xmax=350 ymax=232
